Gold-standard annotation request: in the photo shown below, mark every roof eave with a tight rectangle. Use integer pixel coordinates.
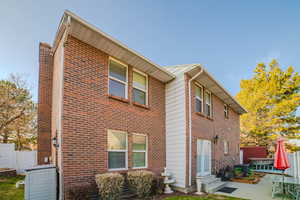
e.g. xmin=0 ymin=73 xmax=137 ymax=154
xmin=53 ymin=10 xmax=175 ymax=83
xmin=186 ymin=64 xmax=247 ymax=115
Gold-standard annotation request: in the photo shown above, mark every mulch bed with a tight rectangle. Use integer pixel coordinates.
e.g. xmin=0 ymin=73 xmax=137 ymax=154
xmin=230 ymin=173 xmax=265 ymax=184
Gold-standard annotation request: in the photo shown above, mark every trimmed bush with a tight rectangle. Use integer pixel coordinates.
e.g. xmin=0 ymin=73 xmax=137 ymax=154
xmin=95 ymin=172 xmax=124 ymax=200
xmin=67 ymin=183 xmax=91 ymax=200
xmin=127 ymin=170 xmax=155 ymax=198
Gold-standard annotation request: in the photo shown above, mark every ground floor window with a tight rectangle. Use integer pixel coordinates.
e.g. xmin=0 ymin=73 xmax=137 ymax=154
xmin=107 ymin=130 xmax=128 ymax=170
xmin=133 ymin=134 xmax=147 ymax=168
xmin=107 ymin=130 xmax=148 ymax=170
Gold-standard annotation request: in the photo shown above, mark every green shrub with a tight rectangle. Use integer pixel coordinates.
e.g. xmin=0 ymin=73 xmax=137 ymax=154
xmin=234 ymin=167 xmax=243 ymax=178
xmin=151 ymin=176 xmax=164 ymax=195
xmin=248 ymin=169 xmax=254 ymax=176
xmin=67 ymin=183 xmax=91 ymax=200
xmin=127 ymin=170 xmax=155 ymax=198
xmin=95 ymin=172 xmax=124 ymax=200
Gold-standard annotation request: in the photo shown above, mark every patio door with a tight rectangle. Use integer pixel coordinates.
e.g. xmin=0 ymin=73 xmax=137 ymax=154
xmin=197 ymin=139 xmax=212 ymax=176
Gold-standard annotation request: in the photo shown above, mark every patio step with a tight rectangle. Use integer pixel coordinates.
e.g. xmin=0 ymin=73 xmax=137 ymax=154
xmin=199 ymin=175 xmax=227 ymax=193
xmin=201 ymin=175 xmax=221 ymax=184
xmin=206 ymin=181 xmax=227 ymax=193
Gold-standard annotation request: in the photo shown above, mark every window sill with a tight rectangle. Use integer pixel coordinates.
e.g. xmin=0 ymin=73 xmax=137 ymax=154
xmin=108 ymin=168 xmax=128 ymax=172
xmin=195 ymin=112 xmax=205 ymax=117
xmin=132 ymin=166 xmax=148 ymax=170
xmin=133 ymin=102 xmax=149 ymax=109
xmin=108 ymin=94 xmax=129 ymax=103
xmin=206 ymin=116 xmax=213 ymax=121
xmin=195 ymin=112 xmax=213 ymax=121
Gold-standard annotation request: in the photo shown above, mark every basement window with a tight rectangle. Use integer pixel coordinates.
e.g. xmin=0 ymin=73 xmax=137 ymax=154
xmin=108 ymin=58 xmax=128 ymax=99
xmin=195 ymin=84 xmax=203 ymax=113
xmin=133 ymin=69 xmax=148 ymax=105
xmin=108 ymin=130 xmax=128 ymax=170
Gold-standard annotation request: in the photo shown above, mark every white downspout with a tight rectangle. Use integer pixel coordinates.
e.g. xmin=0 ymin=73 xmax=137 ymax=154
xmin=188 ymin=68 xmax=203 ymax=187
xmin=58 ymin=15 xmax=71 ymax=200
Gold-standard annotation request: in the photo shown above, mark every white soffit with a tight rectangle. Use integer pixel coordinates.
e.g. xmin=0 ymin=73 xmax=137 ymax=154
xmin=54 ymin=10 xmax=175 ymax=83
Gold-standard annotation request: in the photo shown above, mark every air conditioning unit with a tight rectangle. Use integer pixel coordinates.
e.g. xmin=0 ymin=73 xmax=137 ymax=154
xmin=25 ymin=165 xmax=57 ymax=200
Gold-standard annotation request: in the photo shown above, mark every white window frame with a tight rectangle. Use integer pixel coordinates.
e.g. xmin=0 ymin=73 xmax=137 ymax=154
xmin=205 ymin=90 xmax=212 ymax=117
xmin=224 ymin=140 xmax=229 ymax=155
xmin=132 ymin=68 xmax=148 ymax=105
xmin=132 ymin=133 xmax=148 ymax=169
xmin=224 ymin=104 xmax=229 ymax=118
xmin=107 ymin=129 xmax=128 ymax=171
xmin=108 ymin=57 xmax=128 ymax=99
xmin=195 ymin=82 xmax=203 ymax=113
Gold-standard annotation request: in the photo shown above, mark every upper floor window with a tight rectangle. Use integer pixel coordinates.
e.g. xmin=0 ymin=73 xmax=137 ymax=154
xmin=204 ymin=91 xmax=212 ymax=117
xmin=224 ymin=104 xmax=229 ymax=118
xmin=132 ymin=134 xmax=147 ymax=168
xmin=108 ymin=130 xmax=128 ymax=170
xmin=195 ymin=84 xmax=203 ymax=113
xmin=133 ymin=70 xmax=148 ymax=105
xmin=109 ymin=58 xmax=128 ymax=99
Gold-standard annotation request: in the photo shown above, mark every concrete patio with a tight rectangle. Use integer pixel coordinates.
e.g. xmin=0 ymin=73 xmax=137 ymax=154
xmin=215 ymin=174 xmax=282 ymax=200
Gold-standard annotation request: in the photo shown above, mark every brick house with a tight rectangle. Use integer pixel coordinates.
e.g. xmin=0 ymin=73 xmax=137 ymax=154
xmin=38 ymin=11 xmax=246 ymax=199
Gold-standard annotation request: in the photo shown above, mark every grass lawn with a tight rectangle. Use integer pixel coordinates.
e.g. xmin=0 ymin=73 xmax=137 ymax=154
xmin=164 ymin=194 xmax=247 ymax=200
xmin=0 ymin=176 xmax=25 ymax=200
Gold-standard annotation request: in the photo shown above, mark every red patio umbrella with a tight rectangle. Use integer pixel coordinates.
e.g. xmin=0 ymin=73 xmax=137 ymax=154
xmin=274 ymin=138 xmax=290 ymax=170
xmin=274 ymin=138 xmax=290 ymax=199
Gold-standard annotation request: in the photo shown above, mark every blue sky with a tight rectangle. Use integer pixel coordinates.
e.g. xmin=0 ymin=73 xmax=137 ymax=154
xmin=0 ymin=0 xmax=299 ymax=102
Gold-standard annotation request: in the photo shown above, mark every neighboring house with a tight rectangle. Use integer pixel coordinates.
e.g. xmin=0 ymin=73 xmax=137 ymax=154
xmin=240 ymin=146 xmax=268 ymax=164
xmin=37 ymin=10 xmax=246 ymax=199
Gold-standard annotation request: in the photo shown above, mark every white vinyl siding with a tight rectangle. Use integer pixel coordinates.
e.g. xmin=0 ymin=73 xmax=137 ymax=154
xmin=165 ymin=73 xmax=186 ymax=188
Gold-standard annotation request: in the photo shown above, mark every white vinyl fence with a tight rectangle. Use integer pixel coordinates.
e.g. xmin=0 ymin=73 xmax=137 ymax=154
xmin=286 ymin=151 xmax=300 ymax=178
xmin=0 ymin=143 xmax=37 ymax=174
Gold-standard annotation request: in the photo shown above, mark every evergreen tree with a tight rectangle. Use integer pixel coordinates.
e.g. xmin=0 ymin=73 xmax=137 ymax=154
xmin=236 ymin=60 xmax=300 ymax=152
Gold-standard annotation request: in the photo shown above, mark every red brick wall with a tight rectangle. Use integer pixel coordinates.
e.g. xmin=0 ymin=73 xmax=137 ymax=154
xmin=62 ymin=36 xmax=166 ymax=190
xmin=185 ymin=75 xmax=240 ymax=186
xmin=37 ymin=43 xmax=53 ymax=165
xmin=241 ymin=146 xmax=268 ymax=164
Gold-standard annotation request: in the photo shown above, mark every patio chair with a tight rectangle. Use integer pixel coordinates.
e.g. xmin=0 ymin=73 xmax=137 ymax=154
xmin=287 ymin=184 xmax=300 ymax=200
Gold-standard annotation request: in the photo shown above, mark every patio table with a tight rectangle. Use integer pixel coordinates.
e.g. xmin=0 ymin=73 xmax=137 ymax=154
xmin=272 ymin=176 xmax=300 ymax=200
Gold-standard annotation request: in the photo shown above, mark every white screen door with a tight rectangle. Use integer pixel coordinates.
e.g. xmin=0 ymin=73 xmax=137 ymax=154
xmin=197 ymin=139 xmax=212 ymax=176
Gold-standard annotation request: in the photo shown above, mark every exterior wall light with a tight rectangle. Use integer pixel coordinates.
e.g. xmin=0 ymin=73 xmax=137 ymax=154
xmin=52 ymin=136 xmax=59 ymax=148
xmin=213 ymin=135 xmax=219 ymax=144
